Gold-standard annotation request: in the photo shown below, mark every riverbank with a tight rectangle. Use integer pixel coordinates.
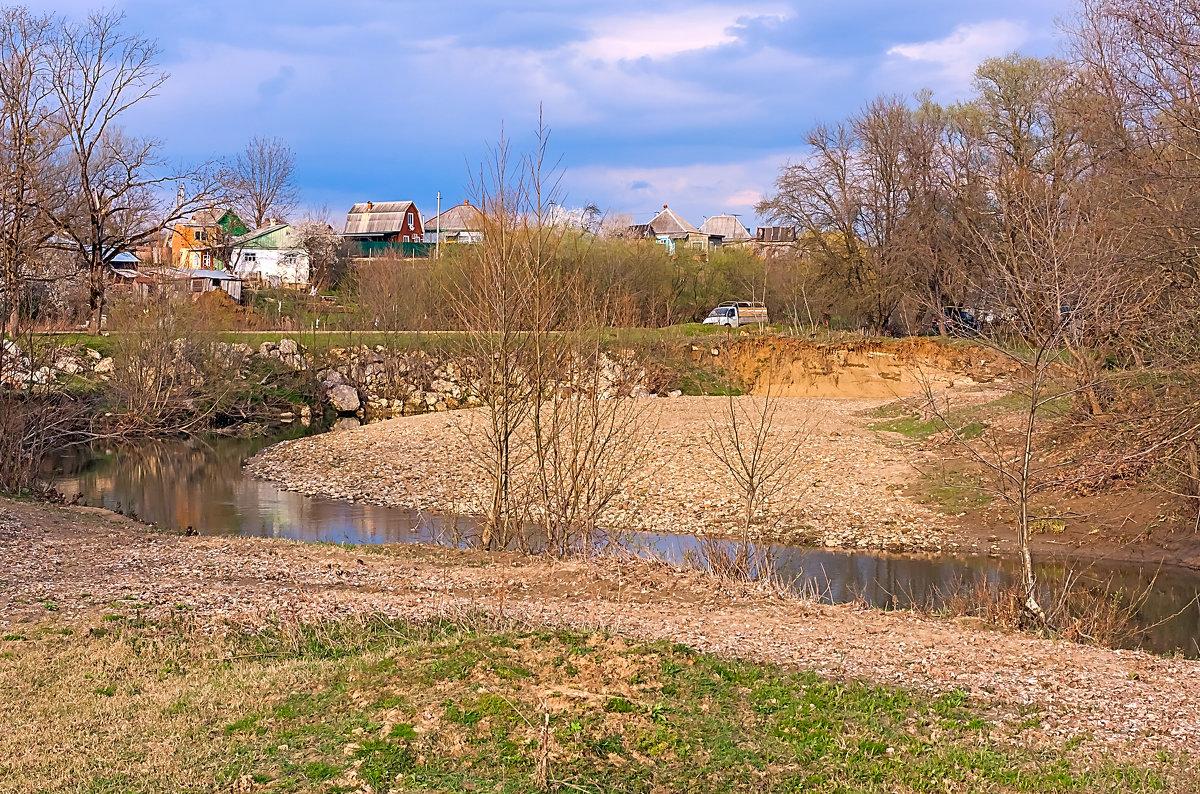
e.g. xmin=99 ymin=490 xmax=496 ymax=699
xmin=247 ymin=396 xmax=970 ymax=554
xmin=3 ymin=496 xmax=1200 ymax=777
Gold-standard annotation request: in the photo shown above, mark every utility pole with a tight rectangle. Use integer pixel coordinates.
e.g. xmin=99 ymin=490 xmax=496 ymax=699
xmin=436 ymin=191 xmax=441 ymax=259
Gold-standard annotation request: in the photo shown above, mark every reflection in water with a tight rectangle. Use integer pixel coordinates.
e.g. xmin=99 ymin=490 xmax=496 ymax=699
xmin=49 ymin=431 xmax=1200 ymax=658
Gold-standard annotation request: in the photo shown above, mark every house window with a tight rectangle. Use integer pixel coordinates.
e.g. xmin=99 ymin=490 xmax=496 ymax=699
xmin=194 ymin=229 xmax=207 ymax=241
xmin=191 ymin=279 xmax=204 ymax=293
xmin=242 ymin=252 xmax=257 ymax=263
xmin=402 ymin=235 xmax=410 ymax=243
xmin=407 ymin=211 xmax=414 ymax=227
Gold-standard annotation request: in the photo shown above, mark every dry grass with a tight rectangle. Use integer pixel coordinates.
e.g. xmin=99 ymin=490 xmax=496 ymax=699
xmin=2 ymin=611 xmax=1192 ymax=793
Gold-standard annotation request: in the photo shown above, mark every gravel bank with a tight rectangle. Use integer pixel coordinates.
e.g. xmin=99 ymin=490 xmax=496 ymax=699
xmin=246 ymin=396 xmax=970 ymax=553
xmin=3 ymin=498 xmax=1198 ymax=762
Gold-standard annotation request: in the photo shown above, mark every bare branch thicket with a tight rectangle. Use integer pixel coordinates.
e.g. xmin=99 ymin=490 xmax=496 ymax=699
xmin=757 ymin=97 xmax=925 ymax=334
xmin=448 ymin=117 xmax=651 ymax=556
xmin=102 ymin=296 xmax=249 ymax=433
xmin=919 ymin=55 xmax=1138 ymax=622
xmin=702 ymin=358 xmax=811 ymax=581
xmin=0 ymin=328 xmax=94 ymax=494
xmin=46 ymin=9 xmax=229 ymax=335
xmin=228 ymin=135 xmax=299 ymax=230
xmin=448 ymin=130 xmax=542 ymax=551
xmin=1070 ymin=0 xmax=1200 ymax=508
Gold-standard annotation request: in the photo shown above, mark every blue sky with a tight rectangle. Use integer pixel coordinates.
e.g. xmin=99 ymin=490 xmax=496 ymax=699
xmin=38 ymin=0 xmax=1075 ymax=227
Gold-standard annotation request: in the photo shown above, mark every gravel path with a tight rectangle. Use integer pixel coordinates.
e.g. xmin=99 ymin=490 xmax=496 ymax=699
xmin=247 ymin=397 xmax=972 ymax=553
xmin=2 ymin=498 xmax=1198 ymax=762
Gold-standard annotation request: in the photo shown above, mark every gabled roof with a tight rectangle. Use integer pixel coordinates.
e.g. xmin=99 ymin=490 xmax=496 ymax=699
xmin=183 ymin=208 xmax=249 ymax=235
xmin=232 ymin=223 xmax=301 ymax=249
xmin=343 ymin=201 xmax=420 ymax=237
xmin=647 ymin=205 xmax=699 ymax=236
xmin=699 ymin=213 xmax=750 ymax=241
xmin=425 ymin=200 xmax=484 ymax=232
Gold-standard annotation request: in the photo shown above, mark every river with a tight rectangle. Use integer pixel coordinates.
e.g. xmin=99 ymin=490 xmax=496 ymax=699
xmin=47 ymin=424 xmax=1200 ymax=658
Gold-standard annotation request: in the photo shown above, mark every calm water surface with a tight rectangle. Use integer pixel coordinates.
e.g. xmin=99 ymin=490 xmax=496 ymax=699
xmin=49 ymin=426 xmax=1200 ymax=658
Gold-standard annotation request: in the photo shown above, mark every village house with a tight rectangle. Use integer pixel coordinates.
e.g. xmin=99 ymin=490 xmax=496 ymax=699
xmin=343 ymin=201 xmax=424 ymax=242
xmin=699 ymin=213 xmax=752 ymax=246
xmin=147 ymin=267 xmax=244 ymax=302
xmin=629 ymin=205 xmax=722 ymax=253
xmin=107 ymin=251 xmax=155 ymax=299
xmin=423 ymin=199 xmax=484 ymax=244
xmin=171 ymin=209 xmax=249 ymax=268
xmin=228 ymin=223 xmax=311 ymax=288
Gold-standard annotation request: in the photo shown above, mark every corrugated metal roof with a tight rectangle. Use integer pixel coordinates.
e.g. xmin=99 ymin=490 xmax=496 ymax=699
xmin=647 ymin=205 xmax=699 ymax=235
xmin=425 ymin=201 xmax=483 ymax=232
xmin=232 ymin=223 xmax=297 ymax=248
xmin=150 ymin=267 xmax=241 ymax=281
xmin=699 ymin=214 xmax=750 ymax=241
xmin=343 ymin=201 xmax=419 ymax=236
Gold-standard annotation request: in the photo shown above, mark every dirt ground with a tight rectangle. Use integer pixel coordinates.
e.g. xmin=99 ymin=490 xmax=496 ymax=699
xmin=3 ymin=497 xmax=1199 ymax=764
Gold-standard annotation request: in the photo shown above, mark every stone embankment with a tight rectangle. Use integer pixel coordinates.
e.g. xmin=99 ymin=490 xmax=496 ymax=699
xmin=0 ymin=339 xmax=113 ymax=387
xmin=1 ymin=337 xmax=665 ymax=419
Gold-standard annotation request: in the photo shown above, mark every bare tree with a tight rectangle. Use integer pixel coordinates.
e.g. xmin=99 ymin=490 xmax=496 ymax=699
xmin=46 ymin=10 xmax=227 ymax=334
xmin=924 ymin=55 xmax=1134 ymax=621
xmin=0 ymin=8 xmax=56 ymax=335
xmin=757 ymin=97 xmax=920 ymax=333
xmin=448 ymin=131 xmax=542 ymax=550
xmin=293 ymin=211 xmax=344 ymax=292
xmin=703 ymin=364 xmax=809 ymax=580
xmin=230 ymin=135 xmax=299 ymax=230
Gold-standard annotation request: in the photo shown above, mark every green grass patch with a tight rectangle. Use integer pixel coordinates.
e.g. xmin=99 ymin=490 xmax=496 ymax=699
xmin=0 ymin=615 xmax=1185 ymax=793
xmin=912 ymin=467 xmax=996 ymax=513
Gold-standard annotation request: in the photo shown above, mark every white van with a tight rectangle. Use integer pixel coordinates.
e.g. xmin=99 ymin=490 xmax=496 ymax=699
xmin=702 ymin=301 xmax=769 ymax=328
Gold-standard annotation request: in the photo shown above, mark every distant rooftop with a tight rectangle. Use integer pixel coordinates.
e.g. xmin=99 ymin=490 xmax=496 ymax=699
xmin=699 ymin=213 xmax=750 ymax=241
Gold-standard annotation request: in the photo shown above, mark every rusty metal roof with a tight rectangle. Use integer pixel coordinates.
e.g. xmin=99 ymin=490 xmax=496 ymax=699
xmin=756 ymin=226 xmax=797 ymax=243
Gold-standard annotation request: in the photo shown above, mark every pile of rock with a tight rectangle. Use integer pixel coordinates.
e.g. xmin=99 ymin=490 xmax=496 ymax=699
xmin=0 ymin=340 xmax=113 ymax=389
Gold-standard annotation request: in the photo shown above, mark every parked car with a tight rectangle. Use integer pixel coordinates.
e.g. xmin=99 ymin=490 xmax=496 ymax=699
xmin=703 ymin=301 xmax=769 ymax=328
xmin=930 ymin=307 xmax=980 ymax=336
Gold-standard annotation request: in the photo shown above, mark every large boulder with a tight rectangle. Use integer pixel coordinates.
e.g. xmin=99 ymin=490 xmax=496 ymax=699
xmin=327 ymin=384 xmax=361 ymax=414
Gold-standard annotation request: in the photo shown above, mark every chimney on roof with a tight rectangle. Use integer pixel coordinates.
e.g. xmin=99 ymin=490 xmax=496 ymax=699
xmin=663 ymin=204 xmax=668 ymax=209
xmin=464 ymin=199 xmax=470 ymax=205
xmin=366 ymin=201 xmax=373 ymax=212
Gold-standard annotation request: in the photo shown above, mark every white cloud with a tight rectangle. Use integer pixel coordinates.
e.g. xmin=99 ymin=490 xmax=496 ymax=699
xmin=886 ymin=20 xmax=1029 ymax=95
xmin=576 ymin=6 xmax=782 ymax=62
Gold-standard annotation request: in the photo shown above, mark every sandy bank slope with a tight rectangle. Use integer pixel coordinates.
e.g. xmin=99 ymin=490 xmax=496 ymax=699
xmin=246 ymin=396 xmax=971 ymax=553
xmin=1 ymin=497 xmax=1198 ymax=760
